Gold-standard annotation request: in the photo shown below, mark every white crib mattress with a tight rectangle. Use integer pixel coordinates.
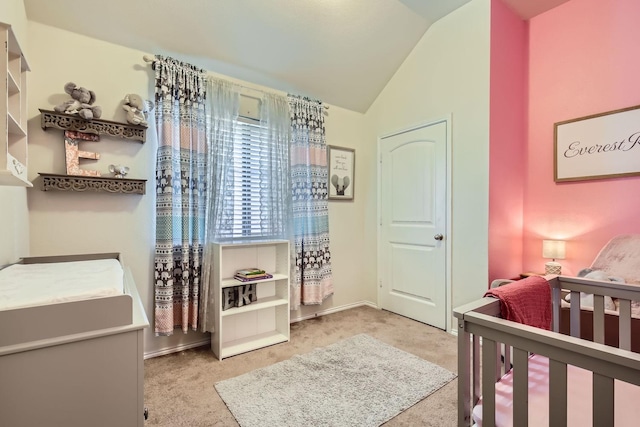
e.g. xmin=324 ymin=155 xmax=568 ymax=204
xmin=472 ymin=353 xmax=640 ymax=426
xmin=0 ymin=259 xmax=124 ymax=311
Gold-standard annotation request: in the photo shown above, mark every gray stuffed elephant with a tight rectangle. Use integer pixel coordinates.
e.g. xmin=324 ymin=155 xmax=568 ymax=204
xmin=54 ymin=82 xmax=102 ymax=120
xmin=122 ymin=93 xmax=152 ymax=127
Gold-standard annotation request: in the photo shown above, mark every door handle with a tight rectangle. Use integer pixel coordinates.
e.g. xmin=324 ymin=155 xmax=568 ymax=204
xmin=434 ymin=234 xmax=444 ymax=241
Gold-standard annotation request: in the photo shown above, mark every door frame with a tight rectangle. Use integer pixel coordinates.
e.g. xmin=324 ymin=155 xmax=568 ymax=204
xmin=376 ymin=116 xmax=453 ymax=333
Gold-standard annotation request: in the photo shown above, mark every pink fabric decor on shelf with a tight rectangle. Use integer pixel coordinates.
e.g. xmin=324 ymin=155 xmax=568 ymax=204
xmin=484 ymin=276 xmax=551 ymax=330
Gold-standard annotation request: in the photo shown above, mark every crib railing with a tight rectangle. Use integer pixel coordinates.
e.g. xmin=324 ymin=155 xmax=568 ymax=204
xmin=555 ymin=275 xmax=638 ymax=351
xmin=454 ymin=275 xmax=640 ymax=427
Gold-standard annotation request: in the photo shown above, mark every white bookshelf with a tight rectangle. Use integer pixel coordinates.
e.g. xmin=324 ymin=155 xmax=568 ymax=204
xmin=211 ymin=240 xmax=290 ymax=360
xmin=0 ymin=22 xmax=31 ymax=187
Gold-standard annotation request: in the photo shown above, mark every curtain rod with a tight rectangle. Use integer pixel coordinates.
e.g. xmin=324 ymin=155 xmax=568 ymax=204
xmin=142 ymin=55 xmax=329 ymax=110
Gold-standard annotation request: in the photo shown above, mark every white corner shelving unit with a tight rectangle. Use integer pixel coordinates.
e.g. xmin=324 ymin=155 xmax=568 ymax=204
xmin=211 ymin=240 xmax=290 ymax=360
xmin=0 ymin=22 xmax=31 ymax=187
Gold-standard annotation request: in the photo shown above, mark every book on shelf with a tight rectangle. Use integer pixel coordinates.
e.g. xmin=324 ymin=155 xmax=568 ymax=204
xmin=234 ymin=273 xmax=272 ymax=282
xmin=236 ymin=268 xmax=266 ymax=277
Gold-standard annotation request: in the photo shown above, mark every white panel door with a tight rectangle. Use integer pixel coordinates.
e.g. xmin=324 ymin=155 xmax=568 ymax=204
xmin=379 ymin=121 xmax=447 ymax=329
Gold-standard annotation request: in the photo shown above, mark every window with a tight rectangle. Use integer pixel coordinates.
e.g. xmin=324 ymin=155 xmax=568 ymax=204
xmin=208 ymin=87 xmax=290 ymax=243
xmin=230 ymin=117 xmax=272 ymax=239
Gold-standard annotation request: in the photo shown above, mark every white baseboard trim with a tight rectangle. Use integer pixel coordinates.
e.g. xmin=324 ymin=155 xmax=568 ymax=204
xmin=290 ymin=300 xmax=378 ymax=323
xmin=143 ymin=300 xmax=379 ymax=359
xmin=144 ymin=338 xmax=211 ymax=360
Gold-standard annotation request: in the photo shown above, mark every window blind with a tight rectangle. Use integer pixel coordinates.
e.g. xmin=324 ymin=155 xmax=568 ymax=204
xmin=217 ymin=116 xmax=286 ymax=241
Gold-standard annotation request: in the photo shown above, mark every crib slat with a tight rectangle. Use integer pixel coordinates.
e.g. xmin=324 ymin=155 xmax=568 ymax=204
xmin=593 ymin=373 xmax=614 ymax=427
xmin=503 ymin=343 xmax=511 ymax=374
xmin=473 ymin=335 xmax=481 ymax=406
xmin=512 ymin=348 xmax=528 ymax=427
xmin=549 ymin=359 xmax=567 ymax=427
xmin=482 ymin=338 xmax=497 ymax=427
xmin=495 ymin=341 xmax=501 ymax=381
xmin=552 ymin=286 xmax=561 ymax=332
xmin=570 ymin=291 xmax=581 ymax=337
xmin=619 ymin=299 xmax=632 ymax=351
xmin=458 ymin=319 xmax=471 ymax=427
xmin=593 ymin=295 xmax=605 ymax=344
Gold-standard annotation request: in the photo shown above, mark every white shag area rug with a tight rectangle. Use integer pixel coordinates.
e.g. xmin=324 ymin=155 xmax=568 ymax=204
xmin=214 ymin=334 xmax=456 ymax=427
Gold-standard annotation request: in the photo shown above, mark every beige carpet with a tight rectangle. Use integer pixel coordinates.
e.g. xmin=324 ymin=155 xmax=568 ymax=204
xmin=144 ymin=305 xmax=458 ymax=426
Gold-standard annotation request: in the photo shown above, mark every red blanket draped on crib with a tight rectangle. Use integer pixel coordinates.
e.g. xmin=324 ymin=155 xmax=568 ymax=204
xmin=484 ymin=276 xmax=551 ymax=330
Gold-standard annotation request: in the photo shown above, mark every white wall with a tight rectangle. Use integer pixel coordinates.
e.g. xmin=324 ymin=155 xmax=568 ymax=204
xmin=365 ymin=0 xmax=492 ymax=331
xmin=0 ymin=0 xmax=29 ymax=266
xmin=0 ymin=0 xmax=27 ymax=47
xmin=26 ymin=22 xmax=372 ymax=356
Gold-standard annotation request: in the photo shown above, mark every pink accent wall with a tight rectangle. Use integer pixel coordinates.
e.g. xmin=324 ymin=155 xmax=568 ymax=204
xmin=525 ymin=0 xmax=640 ymax=276
xmin=488 ymin=0 xmax=528 ymax=283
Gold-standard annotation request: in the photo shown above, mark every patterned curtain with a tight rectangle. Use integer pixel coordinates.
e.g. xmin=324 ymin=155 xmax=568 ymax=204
xmin=288 ymin=95 xmax=333 ymax=309
xmin=154 ymin=56 xmax=208 ymax=336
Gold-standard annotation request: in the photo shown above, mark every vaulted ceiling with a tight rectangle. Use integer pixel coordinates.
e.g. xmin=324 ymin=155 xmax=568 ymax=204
xmin=23 ymin=0 xmax=569 ymax=112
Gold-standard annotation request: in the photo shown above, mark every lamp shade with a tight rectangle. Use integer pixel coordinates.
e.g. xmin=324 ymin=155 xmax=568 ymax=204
xmin=542 ymin=240 xmax=566 ymax=260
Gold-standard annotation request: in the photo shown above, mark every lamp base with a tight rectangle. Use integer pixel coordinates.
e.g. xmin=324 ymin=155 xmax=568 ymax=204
xmin=545 ymin=261 xmax=562 ymax=275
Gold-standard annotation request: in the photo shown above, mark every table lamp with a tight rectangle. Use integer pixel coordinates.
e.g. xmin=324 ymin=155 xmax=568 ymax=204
xmin=542 ymin=239 xmax=566 ymax=275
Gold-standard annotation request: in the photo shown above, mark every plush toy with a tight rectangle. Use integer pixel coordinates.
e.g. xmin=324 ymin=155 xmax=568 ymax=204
xmin=565 ymin=269 xmax=623 ymax=311
xmin=109 ymin=164 xmax=130 ymax=178
xmin=54 ymin=82 xmax=102 ymax=120
xmin=122 ymin=94 xmax=152 ymax=127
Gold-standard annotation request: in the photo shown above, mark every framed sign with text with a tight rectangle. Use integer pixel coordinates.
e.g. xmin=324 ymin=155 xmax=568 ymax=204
xmin=327 ymin=145 xmax=355 ymax=200
xmin=554 ymin=105 xmax=640 ymax=182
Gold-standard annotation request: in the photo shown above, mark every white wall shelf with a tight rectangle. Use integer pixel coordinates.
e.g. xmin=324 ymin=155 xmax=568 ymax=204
xmin=221 ymin=296 xmax=288 ymax=317
xmin=0 ymin=22 xmax=31 ymax=187
xmin=211 ymin=240 xmax=290 ymax=360
xmin=221 ymin=331 xmax=290 ymax=359
xmin=220 ymin=273 xmax=288 ymax=288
